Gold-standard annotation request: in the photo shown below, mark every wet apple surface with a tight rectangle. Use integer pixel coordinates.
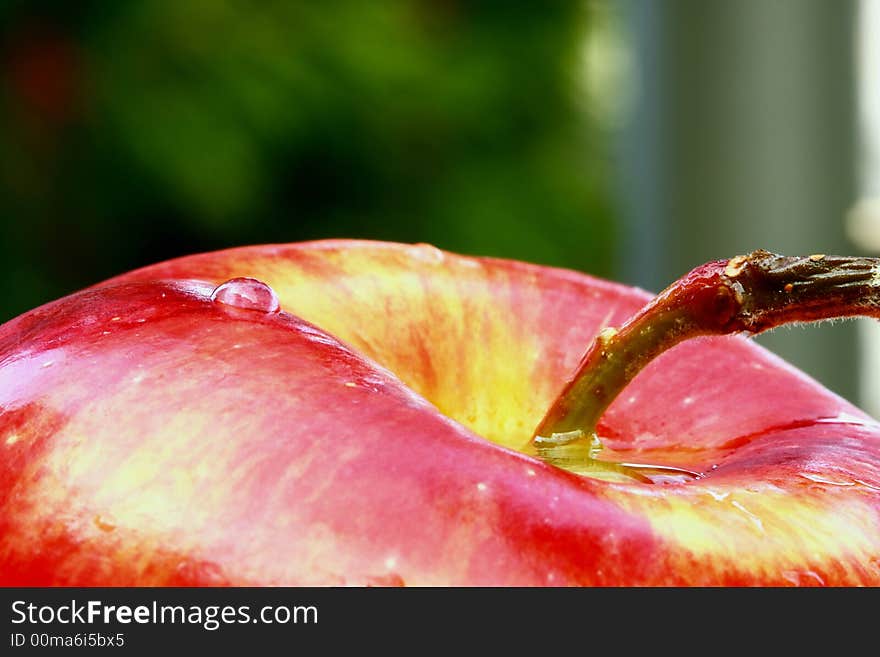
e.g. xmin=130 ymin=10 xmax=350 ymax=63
xmin=2 ymin=240 xmax=879 ymax=585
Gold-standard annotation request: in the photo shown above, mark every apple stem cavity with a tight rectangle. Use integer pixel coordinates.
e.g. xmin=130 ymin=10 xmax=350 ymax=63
xmin=531 ymin=250 xmax=880 ymax=475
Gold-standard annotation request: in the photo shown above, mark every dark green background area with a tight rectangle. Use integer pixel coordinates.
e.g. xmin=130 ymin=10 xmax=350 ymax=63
xmin=0 ymin=1 xmax=616 ymax=323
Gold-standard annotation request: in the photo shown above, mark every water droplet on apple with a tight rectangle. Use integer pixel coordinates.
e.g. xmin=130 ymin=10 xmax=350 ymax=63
xmin=411 ymin=243 xmax=445 ymax=264
xmin=211 ymin=278 xmax=280 ymax=313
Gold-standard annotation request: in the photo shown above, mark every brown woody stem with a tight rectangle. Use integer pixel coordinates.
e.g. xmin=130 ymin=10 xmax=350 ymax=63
xmin=532 ymin=250 xmax=880 ymax=448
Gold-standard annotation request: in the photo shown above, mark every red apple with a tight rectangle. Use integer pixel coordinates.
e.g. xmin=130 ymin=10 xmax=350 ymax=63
xmin=1 ymin=240 xmax=879 ymax=585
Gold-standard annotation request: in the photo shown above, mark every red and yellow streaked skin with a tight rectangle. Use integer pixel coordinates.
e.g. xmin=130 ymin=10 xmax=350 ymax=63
xmin=2 ymin=240 xmax=880 ymax=585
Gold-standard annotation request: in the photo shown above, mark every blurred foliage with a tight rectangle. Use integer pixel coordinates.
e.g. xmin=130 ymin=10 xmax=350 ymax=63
xmin=0 ymin=0 xmax=616 ymax=322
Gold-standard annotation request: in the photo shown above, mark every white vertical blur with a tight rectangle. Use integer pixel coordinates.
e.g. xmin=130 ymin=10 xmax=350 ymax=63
xmin=621 ymin=1 xmax=858 ymax=403
xmin=854 ymin=0 xmax=880 ymax=417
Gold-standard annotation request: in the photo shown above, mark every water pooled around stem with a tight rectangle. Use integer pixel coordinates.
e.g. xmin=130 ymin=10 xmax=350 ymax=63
xmin=528 ymin=432 xmax=702 ymax=484
xmin=532 ymin=250 xmax=880 ymax=478
xmin=210 ymin=278 xmax=280 ymax=313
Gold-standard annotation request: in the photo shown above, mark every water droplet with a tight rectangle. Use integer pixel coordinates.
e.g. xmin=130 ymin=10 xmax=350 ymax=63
xmin=211 ymin=277 xmax=280 ymax=313
xmin=412 ymin=243 xmax=446 ymax=263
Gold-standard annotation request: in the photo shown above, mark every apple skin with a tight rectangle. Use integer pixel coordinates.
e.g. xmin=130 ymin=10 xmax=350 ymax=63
xmin=2 ymin=240 xmax=880 ymax=585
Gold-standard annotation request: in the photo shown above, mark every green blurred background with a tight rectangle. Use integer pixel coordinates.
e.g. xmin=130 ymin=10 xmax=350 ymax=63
xmin=0 ymin=1 xmax=873 ymax=408
xmin=0 ymin=1 xmax=616 ymax=312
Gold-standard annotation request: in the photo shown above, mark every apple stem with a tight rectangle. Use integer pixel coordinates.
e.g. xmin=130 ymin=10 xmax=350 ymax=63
xmin=532 ymin=250 xmax=880 ymax=451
